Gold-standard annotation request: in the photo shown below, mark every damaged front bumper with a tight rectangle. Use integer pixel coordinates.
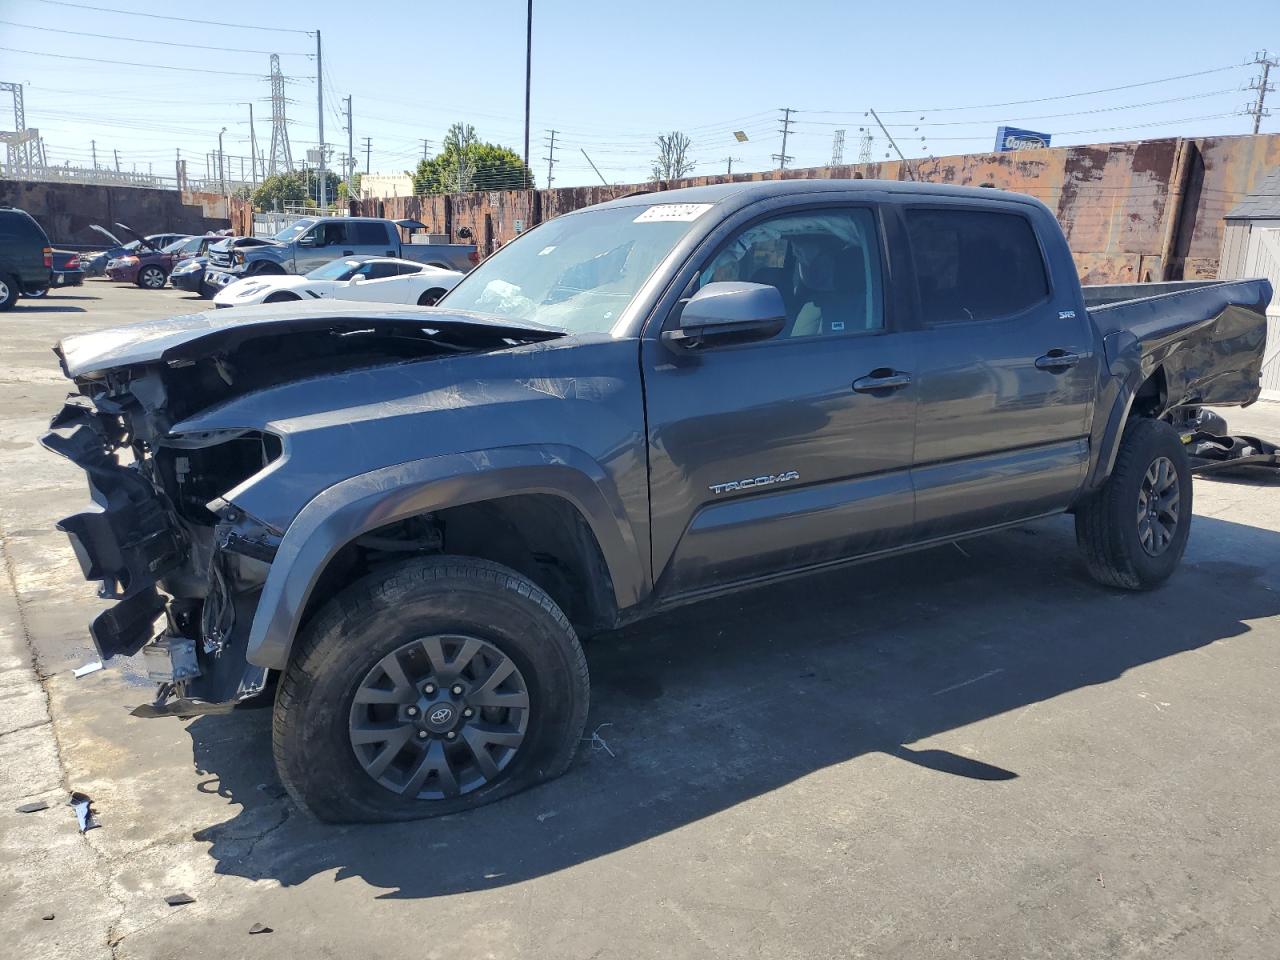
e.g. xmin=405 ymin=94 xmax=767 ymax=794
xmin=43 ymin=397 xmax=281 ymax=714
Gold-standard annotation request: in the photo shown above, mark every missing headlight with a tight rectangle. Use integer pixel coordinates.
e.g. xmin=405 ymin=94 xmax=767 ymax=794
xmin=156 ymin=430 xmax=282 ymax=523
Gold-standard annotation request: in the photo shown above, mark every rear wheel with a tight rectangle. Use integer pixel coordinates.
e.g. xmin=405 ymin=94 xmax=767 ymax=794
xmin=0 ymin=275 xmax=19 ymax=310
xmin=1075 ymin=418 xmax=1192 ymax=590
xmin=417 ymin=287 xmax=447 ymax=306
xmin=137 ymin=265 xmax=166 ymax=289
xmin=273 ymin=556 xmax=590 ymax=822
xmin=263 ymin=291 xmax=301 ymax=303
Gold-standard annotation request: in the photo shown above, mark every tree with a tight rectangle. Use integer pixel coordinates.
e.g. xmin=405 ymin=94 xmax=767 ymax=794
xmin=251 ymin=170 xmax=341 ymax=211
xmin=652 ymin=131 xmax=695 ymax=183
xmin=412 ymin=122 xmax=532 ymax=195
xmin=337 ymin=173 xmax=362 ymax=202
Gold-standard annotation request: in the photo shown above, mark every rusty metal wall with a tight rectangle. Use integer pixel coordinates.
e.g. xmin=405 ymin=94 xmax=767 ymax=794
xmin=358 ymin=133 xmax=1280 ymax=283
xmin=0 ymin=180 xmax=234 ymax=245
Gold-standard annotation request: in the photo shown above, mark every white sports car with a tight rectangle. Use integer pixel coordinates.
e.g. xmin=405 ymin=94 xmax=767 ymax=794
xmin=213 ymin=256 xmax=463 ymax=308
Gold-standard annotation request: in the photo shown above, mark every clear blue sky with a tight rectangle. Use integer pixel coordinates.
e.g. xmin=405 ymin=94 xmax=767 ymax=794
xmin=0 ymin=0 xmax=1275 ymax=187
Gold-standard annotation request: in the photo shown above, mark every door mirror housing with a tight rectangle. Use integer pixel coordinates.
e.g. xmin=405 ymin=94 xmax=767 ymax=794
xmin=349 ymin=273 xmax=364 ymax=283
xmin=297 ymin=233 xmax=318 ymax=247
xmin=663 ymin=282 xmax=786 ymax=350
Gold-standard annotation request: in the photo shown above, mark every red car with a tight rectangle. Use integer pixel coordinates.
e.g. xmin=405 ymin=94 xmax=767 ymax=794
xmin=104 ymin=225 xmax=200 ymax=289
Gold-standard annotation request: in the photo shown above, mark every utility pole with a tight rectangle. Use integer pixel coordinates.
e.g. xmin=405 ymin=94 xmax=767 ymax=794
xmin=218 ymin=126 xmax=227 ymax=196
xmin=1248 ymin=50 xmax=1278 ymax=134
xmin=243 ymin=101 xmax=259 ymax=190
xmin=113 ymin=148 xmax=120 ymax=173
xmin=830 ymin=129 xmax=845 ymax=166
xmin=772 ymin=107 xmax=795 ymax=170
xmin=868 ymin=107 xmax=916 ymax=181
xmin=420 ymin=139 xmax=431 ymax=160
xmin=523 ymin=0 xmax=533 ymax=187
xmin=723 ymin=156 xmax=741 ymax=175
xmin=363 ymin=136 xmax=372 ymax=174
xmin=344 ymin=94 xmax=354 ymax=190
xmin=543 ymin=128 xmax=557 ymax=187
xmin=857 ymin=129 xmax=874 ymax=164
xmin=90 ymin=139 xmax=97 ymax=170
xmin=580 ymin=148 xmax=608 ymax=186
xmin=316 ymin=29 xmax=326 ymax=210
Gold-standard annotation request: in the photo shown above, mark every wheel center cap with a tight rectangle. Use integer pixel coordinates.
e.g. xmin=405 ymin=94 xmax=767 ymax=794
xmin=423 ymin=703 xmax=457 ymax=731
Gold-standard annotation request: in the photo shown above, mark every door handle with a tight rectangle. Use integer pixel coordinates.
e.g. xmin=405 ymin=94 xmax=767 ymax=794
xmin=342 ymin=249 xmax=354 ymax=255
xmin=852 ymin=370 xmax=912 ymax=393
xmin=1035 ymin=350 xmax=1081 ymax=371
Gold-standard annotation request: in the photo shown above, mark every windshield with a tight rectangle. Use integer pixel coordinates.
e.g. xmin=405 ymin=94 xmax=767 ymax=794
xmin=442 ymin=204 xmax=705 ymax=333
xmin=306 ymin=258 xmax=364 ymax=281
xmin=161 ymin=239 xmax=188 ymax=253
xmin=273 ymin=218 xmax=317 ymax=242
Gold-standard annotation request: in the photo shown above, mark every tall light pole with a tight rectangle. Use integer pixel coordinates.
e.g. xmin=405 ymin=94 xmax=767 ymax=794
xmin=316 ymin=29 xmax=326 ymax=210
xmin=523 ymin=0 xmax=532 ymax=188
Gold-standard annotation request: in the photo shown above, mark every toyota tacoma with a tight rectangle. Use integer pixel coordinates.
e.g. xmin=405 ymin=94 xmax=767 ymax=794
xmin=42 ymin=180 xmax=1272 ymax=821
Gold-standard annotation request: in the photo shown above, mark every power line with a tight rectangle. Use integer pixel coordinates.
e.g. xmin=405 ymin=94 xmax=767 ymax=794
xmin=0 ymin=46 xmax=274 ymax=77
xmin=0 ymin=19 xmax=309 ymax=55
xmin=29 ymin=0 xmax=313 ymax=32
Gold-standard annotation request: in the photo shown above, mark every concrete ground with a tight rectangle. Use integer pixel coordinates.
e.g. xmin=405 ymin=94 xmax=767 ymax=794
xmin=2 ymin=280 xmax=1279 ymax=960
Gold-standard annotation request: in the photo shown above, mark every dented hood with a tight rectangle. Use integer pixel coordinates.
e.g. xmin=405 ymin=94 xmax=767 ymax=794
xmin=55 ymin=302 xmax=565 ymax=378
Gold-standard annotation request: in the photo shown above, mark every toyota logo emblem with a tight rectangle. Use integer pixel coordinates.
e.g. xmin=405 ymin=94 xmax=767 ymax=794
xmin=429 ymin=706 xmax=454 ymax=725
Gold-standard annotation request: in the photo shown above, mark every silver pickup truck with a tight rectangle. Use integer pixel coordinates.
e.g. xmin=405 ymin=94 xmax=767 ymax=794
xmin=205 ymin=216 xmax=477 ymax=290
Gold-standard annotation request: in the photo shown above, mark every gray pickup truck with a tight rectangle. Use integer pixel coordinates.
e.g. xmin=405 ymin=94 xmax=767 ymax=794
xmin=43 ymin=180 xmax=1270 ymax=822
xmin=205 ymin=216 xmax=477 ymax=290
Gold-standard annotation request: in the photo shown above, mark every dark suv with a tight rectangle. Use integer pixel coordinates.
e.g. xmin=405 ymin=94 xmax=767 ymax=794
xmin=0 ymin=205 xmax=52 ymax=309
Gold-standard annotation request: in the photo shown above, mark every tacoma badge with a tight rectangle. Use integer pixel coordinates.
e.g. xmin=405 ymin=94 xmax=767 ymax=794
xmin=708 ymin=470 xmax=800 ymax=495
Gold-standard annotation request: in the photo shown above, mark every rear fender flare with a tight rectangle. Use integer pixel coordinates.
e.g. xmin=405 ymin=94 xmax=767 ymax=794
xmin=244 ymin=445 xmax=645 ymax=670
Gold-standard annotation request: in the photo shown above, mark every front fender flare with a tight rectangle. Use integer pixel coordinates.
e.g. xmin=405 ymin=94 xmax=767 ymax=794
xmin=243 ymin=445 xmax=645 ymax=670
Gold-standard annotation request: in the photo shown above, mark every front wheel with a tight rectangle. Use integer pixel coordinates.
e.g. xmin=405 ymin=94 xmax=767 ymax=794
xmin=137 ymin=265 xmax=166 ymax=289
xmin=417 ymin=287 xmax=447 ymax=306
xmin=1075 ymin=418 xmax=1192 ymax=590
xmin=0 ymin=275 xmax=20 ymax=310
xmin=262 ymin=291 xmax=301 ymax=303
xmin=273 ymin=556 xmax=590 ymax=822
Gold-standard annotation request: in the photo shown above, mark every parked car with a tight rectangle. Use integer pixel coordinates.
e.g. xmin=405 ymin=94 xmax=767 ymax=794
xmin=106 ymin=233 xmax=200 ymax=289
xmin=204 ymin=217 xmax=477 ymax=290
xmin=82 ymin=225 xmax=191 ymax=277
xmin=213 ymin=256 xmax=463 ymax=308
xmin=43 ymin=180 xmax=1272 ymax=822
xmin=170 ymin=236 xmax=275 ymax=298
xmin=0 ymin=204 xmax=52 ymax=308
xmin=27 ymin=250 xmax=85 ymax=297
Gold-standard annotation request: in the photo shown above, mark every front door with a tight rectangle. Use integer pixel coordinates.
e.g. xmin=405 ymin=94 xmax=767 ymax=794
xmin=904 ymin=203 xmax=1098 ymax=538
xmin=295 ymin=222 xmax=352 ymax=273
xmin=643 ymin=205 xmax=919 ymax=599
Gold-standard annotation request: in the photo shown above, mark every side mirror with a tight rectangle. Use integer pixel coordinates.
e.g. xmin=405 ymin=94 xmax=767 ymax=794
xmin=349 ymin=274 xmax=364 ymax=283
xmin=297 ymin=234 xmax=317 ymax=247
xmin=662 ymin=282 xmax=786 ymax=350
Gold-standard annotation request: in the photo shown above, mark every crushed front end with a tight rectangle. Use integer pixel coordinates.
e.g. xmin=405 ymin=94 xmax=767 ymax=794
xmin=42 ymin=374 xmax=283 ymax=714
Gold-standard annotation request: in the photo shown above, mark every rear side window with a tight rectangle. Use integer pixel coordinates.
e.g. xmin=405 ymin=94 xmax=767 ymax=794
xmin=0 ymin=210 xmax=48 ymax=245
xmin=906 ymin=208 xmax=1048 ymax=323
xmin=351 ymin=221 xmax=390 ymax=245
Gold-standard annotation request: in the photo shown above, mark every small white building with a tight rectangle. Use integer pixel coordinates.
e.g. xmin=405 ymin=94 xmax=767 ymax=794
xmin=1220 ymin=168 xmax=1280 ymax=400
xmin=360 ymin=172 xmax=413 ymax=200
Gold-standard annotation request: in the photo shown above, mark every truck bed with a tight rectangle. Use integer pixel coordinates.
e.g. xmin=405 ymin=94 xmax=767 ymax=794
xmin=1084 ymin=278 xmax=1272 ymax=410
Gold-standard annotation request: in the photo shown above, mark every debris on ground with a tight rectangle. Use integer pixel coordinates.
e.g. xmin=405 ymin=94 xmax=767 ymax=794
xmin=68 ymin=791 xmax=98 ymax=832
xmin=248 ymin=923 xmax=273 ymax=935
xmin=72 ymin=660 xmax=103 ymax=678
xmin=1187 ymin=431 xmax=1280 ymax=476
xmin=16 ymin=800 xmax=50 ymax=813
xmin=582 ymin=722 xmax=616 ymax=758
xmin=42 ymin=912 xmax=54 ymax=921
xmin=164 ymin=893 xmax=195 ymax=907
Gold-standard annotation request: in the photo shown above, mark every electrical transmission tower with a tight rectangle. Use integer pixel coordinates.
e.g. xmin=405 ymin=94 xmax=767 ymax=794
xmin=858 ymin=129 xmax=874 ymax=164
xmin=830 ymin=128 xmax=845 ymax=166
xmin=267 ymin=54 xmax=293 ymax=175
xmin=0 ymin=81 xmax=42 ymax=177
xmin=1247 ymin=50 xmax=1278 ymax=134
xmin=772 ymin=107 xmax=795 ymax=170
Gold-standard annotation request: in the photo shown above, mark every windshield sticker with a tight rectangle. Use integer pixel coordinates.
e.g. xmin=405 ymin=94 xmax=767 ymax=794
xmin=633 ymin=203 xmax=714 ymax=223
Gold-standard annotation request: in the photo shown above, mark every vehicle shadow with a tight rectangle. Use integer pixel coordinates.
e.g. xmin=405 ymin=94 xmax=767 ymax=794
xmin=185 ymin=513 xmax=1280 ymax=899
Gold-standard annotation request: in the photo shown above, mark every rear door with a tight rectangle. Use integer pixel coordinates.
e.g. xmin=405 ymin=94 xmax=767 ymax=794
xmin=642 ymin=199 xmax=919 ymax=599
xmin=349 ymin=220 xmax=398 ymax=259
xmin=905 ymin=202 xmax=1098 ymax=538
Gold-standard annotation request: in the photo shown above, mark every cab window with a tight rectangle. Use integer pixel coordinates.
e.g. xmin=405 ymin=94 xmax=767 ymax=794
xmin=698 ymin=208 xmax=885 ymax=337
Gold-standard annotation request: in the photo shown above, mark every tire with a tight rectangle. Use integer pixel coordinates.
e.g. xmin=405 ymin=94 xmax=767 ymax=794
xmin=263 ymin=291 xmax=302 ymax=303
xmin=273 ymin=556 xmax=590 ymax=822
xmin=137 ymin=265 xmax=167 ymax=289
xmin=0 ymin=275 xmax=18 ymax=310
xmin=1075 ymin=418 xmax=1192 ymax=590
xmin=417 ymin=287 xmax=447 ymax=306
